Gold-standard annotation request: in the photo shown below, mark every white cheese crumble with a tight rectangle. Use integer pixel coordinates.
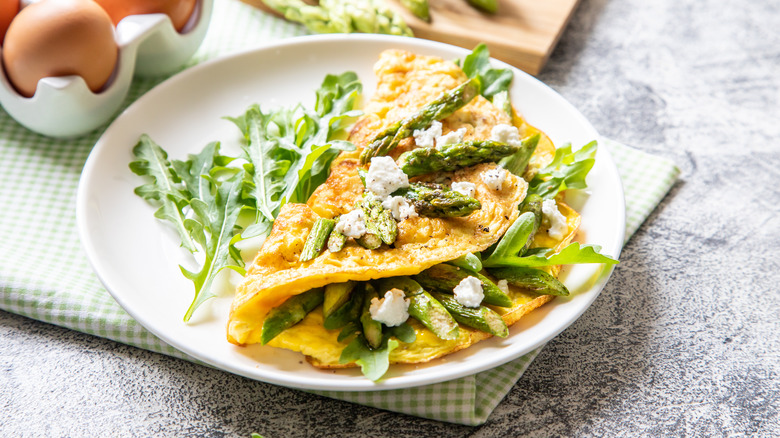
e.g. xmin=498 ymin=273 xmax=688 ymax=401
xmin=497 ymin=279 xmax=509 ymax=295
xmin=412 ymin=121 xmax=442 ymax=148
xmin=542 ymin=198 xmax=568 ymax=240
xmin=453 ymin=276 xmax=484 ymax=308
xmin=481 ymin=167 xmax=507 ymax=190
xmin=381 ymin=195 xmax=418 ymax=221
xmin=490 ymin=124 xmax=523 ymax=147
xmin=436 ymin=127 xmax=467 ymax=147
xmin=369 ymin=288 xmax=410 ymax=326
xmin=366 ymin=156 xmax=410 ymax=200
xmin=451 ymin=181 xmax=476 ymax=198
xmin=335 ymin=209 xmax=366 ymax=239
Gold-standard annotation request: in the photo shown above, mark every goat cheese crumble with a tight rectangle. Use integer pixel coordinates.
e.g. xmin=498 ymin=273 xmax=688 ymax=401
xmin=413 ymin=121 xmax=442 ymax=148
xmin=335 ymin=209 xmax=366 ymax=239
xmin=436 ymin=127 xmax=467 ymax=147
xmin=451 ymin=181 xmax=476 ymax=197
xmin=481 ymin=167 xmax=507 ymax=190
xmin=369 ymin=288 xmax=410 ymax=326
xmin=453 ymin=276 xmax=484 ymax=308
xmin=490 ymin=124 xmax=523 ymax=147
xmin=412 ymin=121 xmax=467 ymax=148
xmin=381 ymin=195 xmax=418 ymax=221
xmin=542 ymin=198 xmax=568 ymax=240
xmin=497 ymin=279 xmax=510 ymax=295
xmin=366 ymin=156 xmax=410 ymax=200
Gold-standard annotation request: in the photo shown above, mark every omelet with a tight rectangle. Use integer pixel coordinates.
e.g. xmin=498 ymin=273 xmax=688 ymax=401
xmin=227 ymin=49 xmax=581 ymax=370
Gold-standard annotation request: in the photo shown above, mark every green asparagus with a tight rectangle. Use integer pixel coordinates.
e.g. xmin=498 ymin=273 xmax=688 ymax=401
xmin=517 ymin=194 xmax=543 ymax=255
xmin=361 ymin=284 xmax=384 ymax=349
xmin=260 ymin=288 xmax=324 ymax=345
xmin=429 ymin=291 xmax=508 ymax=337
xmin=466 ymin=0 xmax=498 ymax=13
xmin=300 ymin=218 xmax=336 ymax=262
xmin=413 ymin=263 xmax=512 ymax=307
xmin=327 ymin=228 xmax=347 ymax=252
xmin=323 ymin=281 xmax=356 ymax=319
xmin=359 ymin=196 xmax=398 ymax=245
xmin=324 ymin=283 xmax=364 ymax=330
xmin=393 ymin=182 xmax=481 ymax=217
xmin=262 ymin=0 xmax=413 ymax=36
xmin=400 ymin=0 xmax=430 ymax=21
xmin=356 ymin=233 xmax=382 ymax=249
xmin=376 ymin=277 xmax=459 ymax=340
xmin=498 ymin=134 xmax=540 ymax=176
xmin=397 ymin=140 xmax=519 ymax=177
xmin=488 ymin=266 xmax=570 ymax=296
xmin=359 ymin=78 xmax=482 ymax=164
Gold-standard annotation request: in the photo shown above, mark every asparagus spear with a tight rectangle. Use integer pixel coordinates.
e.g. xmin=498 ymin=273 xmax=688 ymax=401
xmin=300 ymin=218 xmax=336 ymax=262
xmin=413 ymin=263 xmax=512 ymax=307
xmin=466 ymin=0 xmax=498 ymax=13
xmin=358 ymin=196 xmax=398 ymax=246
xmin=327 ymin=229 xmax=347 ymax=252
xmin=356 ymin=233 xmax=382 ymax=249
xmin=324 ymin=283 xmax=365 ymax=330
xmin=397 ymin=140 xmax=520 ymax=177
xmin=361 ymin=284 xmax=384 ymax=349
xmin=260 ymin=288 xmax=324 ymax=345
xmin=429 ymin=291 xmax=508 ymax=337
xmin=393 ymin=182 xmax=481 ymax=217
xmin=400 ymin=0 xmax=430 ymax=21
xmin=323 ymin=281 xmax=356 ymax=319
xmin=359 ymin=78 xmax=482 ymax=164
xmin=376 ymin=277 xmax=459 ymax=340
xmin=262 ymin=0 xmax=413 ymax=36
xmin=499 ymin=134 xmax=539 ymax=176
xmin=488 ymin=266 xmax=570 ymax=296
xmin=517 ymin=194 xmax=543 ymax=255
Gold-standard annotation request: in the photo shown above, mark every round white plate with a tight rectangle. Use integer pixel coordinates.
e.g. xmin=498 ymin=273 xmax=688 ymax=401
xmin=77 ymin=34 xmax=625 ymax=391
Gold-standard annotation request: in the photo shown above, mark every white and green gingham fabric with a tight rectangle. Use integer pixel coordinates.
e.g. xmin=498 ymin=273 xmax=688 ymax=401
xmin=0 ymin=0 xmax=680 ymax=426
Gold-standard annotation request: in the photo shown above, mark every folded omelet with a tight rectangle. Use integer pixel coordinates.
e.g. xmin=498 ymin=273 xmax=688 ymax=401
xmin=227 ymin=49 xmax=580 ymax=368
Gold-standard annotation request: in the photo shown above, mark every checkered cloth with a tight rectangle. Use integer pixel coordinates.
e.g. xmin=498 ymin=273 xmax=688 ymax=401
xmin=0 ymin=0 xmax=679 ymax=425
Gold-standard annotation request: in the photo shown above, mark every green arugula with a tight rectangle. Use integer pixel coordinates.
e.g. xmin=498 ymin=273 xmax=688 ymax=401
xmin=181 ymin=171 xmax=246 ymax=321
xmin=460 ymin=43 xmax=514 ymax=103
xmin=226 ymin=72 xmax=361 ymax=239
xmin=338 ymin=321 xmax=416 ymax=381
xmin=129 ymin=135 xmax=197 ymax=253
xmin=528 ymin=141 xmax=598 ymax=199
xmin=131 ymin=72 xmax=362 ymax=321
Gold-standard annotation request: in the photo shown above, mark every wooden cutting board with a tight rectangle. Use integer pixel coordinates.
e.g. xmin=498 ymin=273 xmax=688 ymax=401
xmin=240 ymin=0 xmax=581 ymax=75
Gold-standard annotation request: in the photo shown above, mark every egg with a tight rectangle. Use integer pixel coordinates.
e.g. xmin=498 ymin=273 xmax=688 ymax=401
xmin=93 ymin=0 xmax=197 ymax=32
xmin=2 ymin=0 xmax=117 ymax=98
xmin=0 ymin=0 xmax=19 ymax=45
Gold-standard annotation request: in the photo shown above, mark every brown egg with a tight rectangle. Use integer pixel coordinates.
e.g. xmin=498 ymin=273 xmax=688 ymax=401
xmin=0 ymin=0 xmax=19 ymax=45
xmin=93 ymin=0 xmax=197 ymax=32
xmin=2 ymin=0 xmax=118 ymax=98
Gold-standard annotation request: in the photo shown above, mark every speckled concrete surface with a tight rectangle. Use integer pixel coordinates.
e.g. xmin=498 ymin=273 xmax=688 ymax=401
xmin=2 ymin=0 xmax=779 ymax=436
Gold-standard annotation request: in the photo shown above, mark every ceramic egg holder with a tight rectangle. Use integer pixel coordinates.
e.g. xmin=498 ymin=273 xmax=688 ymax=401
xmin=0 ymin=0 xmax=213 ymax=138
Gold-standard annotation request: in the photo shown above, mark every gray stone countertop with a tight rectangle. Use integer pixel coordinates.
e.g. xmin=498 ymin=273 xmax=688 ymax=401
xmin=2 ymin=0 xmax=778 ymax=436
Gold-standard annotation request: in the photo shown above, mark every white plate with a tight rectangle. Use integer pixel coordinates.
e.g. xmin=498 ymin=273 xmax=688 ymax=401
xmin=77 ymin=34 xmax=625 ymax=391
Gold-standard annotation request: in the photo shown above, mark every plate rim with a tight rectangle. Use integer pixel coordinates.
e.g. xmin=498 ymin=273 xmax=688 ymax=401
xmin=77 ymin=33 xmax=626 ymax=391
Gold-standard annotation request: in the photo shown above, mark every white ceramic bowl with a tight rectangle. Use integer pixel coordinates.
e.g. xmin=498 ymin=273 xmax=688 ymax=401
xmin=0 ymin=0 xmax=213 ymax=138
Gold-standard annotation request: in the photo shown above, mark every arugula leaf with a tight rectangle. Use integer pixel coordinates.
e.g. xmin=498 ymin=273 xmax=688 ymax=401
xmin=482 ymin=212 xmax=537 ymax=267
xmin=339 ymin=336 xmax=400 ymax=381
xmin=447 ymin=252 xmax=483 ymax=272
xmin=227 ymin=72 xmax=361 ymax=240
xmin=528 ymin=141 xmax=598 ymax=199
xmin=484 ymin=242 xmax=619 ymax=268
xmin=500 ymin=133 xmax=539 ymax=177
xmin=129 ymin=135 xmax=197 ymax=252
xmin=181 ymin=171 xmax=246 ymax=321
xmin=460 ymin=43 xmax=514 ymax=101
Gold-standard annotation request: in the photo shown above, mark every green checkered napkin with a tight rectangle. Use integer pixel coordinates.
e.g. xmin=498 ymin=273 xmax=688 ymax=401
xmin=0 ymin=0 xmax=680 ymax=426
